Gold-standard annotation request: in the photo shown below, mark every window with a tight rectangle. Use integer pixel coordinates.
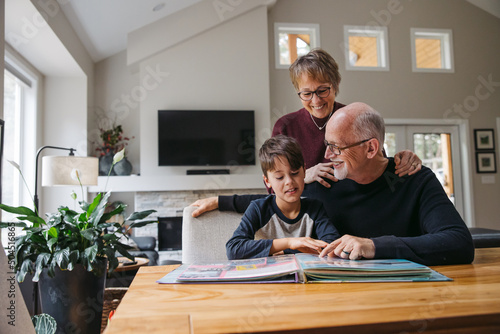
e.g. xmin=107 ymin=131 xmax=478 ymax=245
xmin=274 ymin=23 xmax=320 ymax=69
xmin=411 ymin=28 xmax=454 ymax=73
xmin=1 ymin=53 xmax=38 ymax=247
xmin=384 ymin=121 xmax=474 ymax=226
xmin=344 ymin=25 xmax=389 ymax=71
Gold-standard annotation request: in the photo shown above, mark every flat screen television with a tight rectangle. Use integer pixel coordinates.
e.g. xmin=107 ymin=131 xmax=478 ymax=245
xmin=158 ymin=110 xmax=255 ymax=166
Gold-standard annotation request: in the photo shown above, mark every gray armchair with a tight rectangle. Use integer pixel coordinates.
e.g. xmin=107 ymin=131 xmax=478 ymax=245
xmin=129 ymin=236 xmax=159 ymax=266
xmin=182 ymin=206 xmax=242 ymax=264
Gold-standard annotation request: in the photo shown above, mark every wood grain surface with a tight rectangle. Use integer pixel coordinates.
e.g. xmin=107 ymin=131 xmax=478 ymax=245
xmin=104 ymin=248 xmax=500 ymax=333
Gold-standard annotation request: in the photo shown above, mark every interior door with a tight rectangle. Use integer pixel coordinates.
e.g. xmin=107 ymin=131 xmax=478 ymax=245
xmin=384 ymin=125 xmax=465 ymax=219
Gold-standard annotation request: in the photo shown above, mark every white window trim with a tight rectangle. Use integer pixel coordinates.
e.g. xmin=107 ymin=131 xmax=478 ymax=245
xmin=343 ymin=25 xmax=389 ymax=72
xmin=411 ymin=28 xmax=455 ymax=73
xmin=4 ymin=45 xmax=41 ymax=208
xmin=274 ymin=23 xmax=320 ymax=69
xmin=385 ymin=118 xmax=475 ymax=227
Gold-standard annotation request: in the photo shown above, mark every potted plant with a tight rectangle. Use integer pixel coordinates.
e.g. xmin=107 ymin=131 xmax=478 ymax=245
xmin=0 ymin=149 xmax=156 ymax=333
xmin=96 ymin=124 xmax=134 ymax=176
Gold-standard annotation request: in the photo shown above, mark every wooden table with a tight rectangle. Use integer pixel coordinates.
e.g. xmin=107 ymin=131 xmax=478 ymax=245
xmin=104 ymin=248 xmax=500 ymax=333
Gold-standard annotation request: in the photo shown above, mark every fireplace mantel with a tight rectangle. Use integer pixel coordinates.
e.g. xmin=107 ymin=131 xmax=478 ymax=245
xmin=88 ymin=174 xmax=264 ymax=193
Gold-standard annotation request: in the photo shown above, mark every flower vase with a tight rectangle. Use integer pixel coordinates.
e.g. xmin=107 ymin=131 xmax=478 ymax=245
xmin=99 ymin=152 xmax=116 ymax=176
xmin=114 ymin=157 xmax=133 ymax=176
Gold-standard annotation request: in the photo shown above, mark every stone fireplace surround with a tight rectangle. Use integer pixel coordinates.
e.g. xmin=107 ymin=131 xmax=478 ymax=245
xmin=134 ymin=188 xmax=267 ymax=263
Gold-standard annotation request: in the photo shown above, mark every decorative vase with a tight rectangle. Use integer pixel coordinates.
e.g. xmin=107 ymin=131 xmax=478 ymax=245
xmin=99 ymin=152 xmax=116 ymax=176
xmin=113 ymin=157 xmax=133 ymax=176
xmin=38 ymin=259 xmax=107 ymax=334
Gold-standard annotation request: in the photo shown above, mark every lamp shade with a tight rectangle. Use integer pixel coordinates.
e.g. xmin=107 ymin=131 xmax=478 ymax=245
xmin=42 ymin=156 xmax=99 ymax=186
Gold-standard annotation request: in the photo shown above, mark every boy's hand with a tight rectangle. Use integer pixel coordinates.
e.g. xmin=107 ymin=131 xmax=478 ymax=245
xmin=271 ymin=237 xmax=329 ymax=255
xmin=304 ymin=162 xmax=338 ymax=188
xmin=190 ymin=197 xmax=218 ymax=217
xmin=319 ymin=235 xmax=375 ymax=260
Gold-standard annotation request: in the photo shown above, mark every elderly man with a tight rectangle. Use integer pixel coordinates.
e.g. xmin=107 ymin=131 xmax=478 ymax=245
xmin=316 ymin=102 xmax=473 ymax=264
xmin=193 ymin=103 xmax=474 ymax=265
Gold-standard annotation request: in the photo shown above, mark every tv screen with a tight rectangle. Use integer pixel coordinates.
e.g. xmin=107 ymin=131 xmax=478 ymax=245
xmin=158 ymin=110 xmax=255 ymax=166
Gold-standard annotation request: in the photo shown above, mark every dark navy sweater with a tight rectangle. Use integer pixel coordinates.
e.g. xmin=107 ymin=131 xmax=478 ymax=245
xmin=226 ymin=196 xmax=340 ymax=260
xmin=220 ymin=158 xmax=474 ymax=265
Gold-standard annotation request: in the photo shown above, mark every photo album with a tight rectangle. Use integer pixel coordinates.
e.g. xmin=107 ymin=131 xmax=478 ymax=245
xmin=157 ymin=253 xmax=451 ymax=284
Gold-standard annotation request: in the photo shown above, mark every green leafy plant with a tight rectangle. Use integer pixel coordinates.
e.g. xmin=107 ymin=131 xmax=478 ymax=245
xmin=32 ymin=313 xmax=57 ymax=334
xmin=0 ymin=149 xmax=156 ymax=282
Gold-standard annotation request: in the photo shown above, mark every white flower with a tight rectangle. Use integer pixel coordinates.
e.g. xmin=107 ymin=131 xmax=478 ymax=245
xmin=113 ymin=148 xmax=125 ymax=164
xmin=71 ymin=169 xmax=81 ymax=181
xmin=7 ymin=160 xmax=21 ymax=171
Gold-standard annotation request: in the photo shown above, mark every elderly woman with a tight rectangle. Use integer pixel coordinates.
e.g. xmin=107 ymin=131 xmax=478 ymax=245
xmin=274 ymin=49 xmax=420 ymax=189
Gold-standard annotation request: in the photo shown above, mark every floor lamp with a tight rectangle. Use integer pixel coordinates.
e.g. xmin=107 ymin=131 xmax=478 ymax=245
xmin=32 ymin=145 xmax=98 ymax=315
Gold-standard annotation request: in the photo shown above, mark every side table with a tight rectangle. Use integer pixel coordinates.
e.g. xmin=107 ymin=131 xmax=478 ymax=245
xmin=106 ymin=257 xmax=149 ymax=287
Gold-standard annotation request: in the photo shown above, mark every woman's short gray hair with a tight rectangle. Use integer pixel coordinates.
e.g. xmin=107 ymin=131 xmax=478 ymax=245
xmin=289 ymin=48 xmax=341 ymax=96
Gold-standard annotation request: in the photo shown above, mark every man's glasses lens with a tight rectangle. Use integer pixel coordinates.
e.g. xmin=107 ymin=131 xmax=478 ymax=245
xmin=324 ymin=140 xmax=340 ymax=155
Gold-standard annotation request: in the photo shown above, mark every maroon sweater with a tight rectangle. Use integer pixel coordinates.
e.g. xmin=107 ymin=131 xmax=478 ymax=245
xmin=272 ymin=102 xmax=345 ymax=169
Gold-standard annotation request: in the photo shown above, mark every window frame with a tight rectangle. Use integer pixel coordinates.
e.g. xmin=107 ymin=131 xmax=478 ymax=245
xmin=274 ymin=22 xmax=320 ymax=69
xmin=3 ymin=48 xmax=39 ymax=209
xmin=343 ymin=25 xmax=390 ymax=72
xmin=411 ymin=28 xmax=454 ymax=73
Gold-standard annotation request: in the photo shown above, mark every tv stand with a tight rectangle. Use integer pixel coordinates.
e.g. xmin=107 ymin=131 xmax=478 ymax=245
xmin=186 ymin=169 xmax=230 ymax=175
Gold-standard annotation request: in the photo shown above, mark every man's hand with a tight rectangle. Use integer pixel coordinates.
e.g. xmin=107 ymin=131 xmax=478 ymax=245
xmin=319 ymin=235 xmax=375 ymax=260
xmin=190 ymin=197 xmax=218 ymax=217
xmin=271 ymin=237 xmax=329 ymax=255
xmin=304 ymin=162 xmax=338 ymax=188
xmin=394 ymin=150 xmax=422 ymax=177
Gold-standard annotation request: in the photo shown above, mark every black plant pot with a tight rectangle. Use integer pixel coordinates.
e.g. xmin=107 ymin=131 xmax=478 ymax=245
xmin=99 ymin=152 xmax=116 ymax=176
xmin=38 ymin=261 xmax=107 ymax=334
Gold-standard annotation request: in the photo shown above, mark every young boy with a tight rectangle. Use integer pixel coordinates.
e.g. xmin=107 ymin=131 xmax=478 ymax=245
xmin=226 ymin=135 xmax=340 ymax=260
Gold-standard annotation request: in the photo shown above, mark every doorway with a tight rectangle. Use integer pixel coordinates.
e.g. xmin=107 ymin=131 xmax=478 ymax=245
xmin=384 ymin=122 xmax=473 ymax=226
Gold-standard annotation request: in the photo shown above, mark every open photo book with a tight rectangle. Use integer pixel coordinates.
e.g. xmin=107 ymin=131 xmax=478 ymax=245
xmin=157 ymin=253 xmax=452 ymax=284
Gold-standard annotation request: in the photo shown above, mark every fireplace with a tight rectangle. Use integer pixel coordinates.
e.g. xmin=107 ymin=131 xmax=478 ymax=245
xmin=158 ymin=216 xmax=182 ymax=251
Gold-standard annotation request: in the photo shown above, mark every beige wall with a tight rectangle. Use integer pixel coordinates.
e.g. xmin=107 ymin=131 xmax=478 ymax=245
xmin=267 ymin=0 xmax=500 ymax=229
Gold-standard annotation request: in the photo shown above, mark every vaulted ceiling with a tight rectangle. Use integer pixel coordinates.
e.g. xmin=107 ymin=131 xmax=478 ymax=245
xmin=60 ymin=0 xmax=500 ymax=63
xmin=5 ymin=0 xmax=500 ymax=67
xmin=59 ymin=0 xmax=203 ymax=62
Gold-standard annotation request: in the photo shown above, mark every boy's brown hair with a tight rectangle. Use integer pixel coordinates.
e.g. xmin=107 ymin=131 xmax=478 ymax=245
xmin=259 ymin=135 xmax=305 ymax=176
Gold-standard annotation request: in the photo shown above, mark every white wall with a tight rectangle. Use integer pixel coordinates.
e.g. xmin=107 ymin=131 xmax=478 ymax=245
xmin=92 ymin=51 xmax=141 ymax=174
xmin=20 ymin=0 xmax=95 ymax=214
xmin=92 ymin=6 xmax=272 ymax=192
xmin=41 ymin=76 xmax=88 ymax=214
xmin=138 ymin=6 xmax=270 ymax=185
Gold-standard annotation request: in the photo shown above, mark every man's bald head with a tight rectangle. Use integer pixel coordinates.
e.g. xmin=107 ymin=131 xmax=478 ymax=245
xmin=327 ymin=102 xmax=385 ymax=148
